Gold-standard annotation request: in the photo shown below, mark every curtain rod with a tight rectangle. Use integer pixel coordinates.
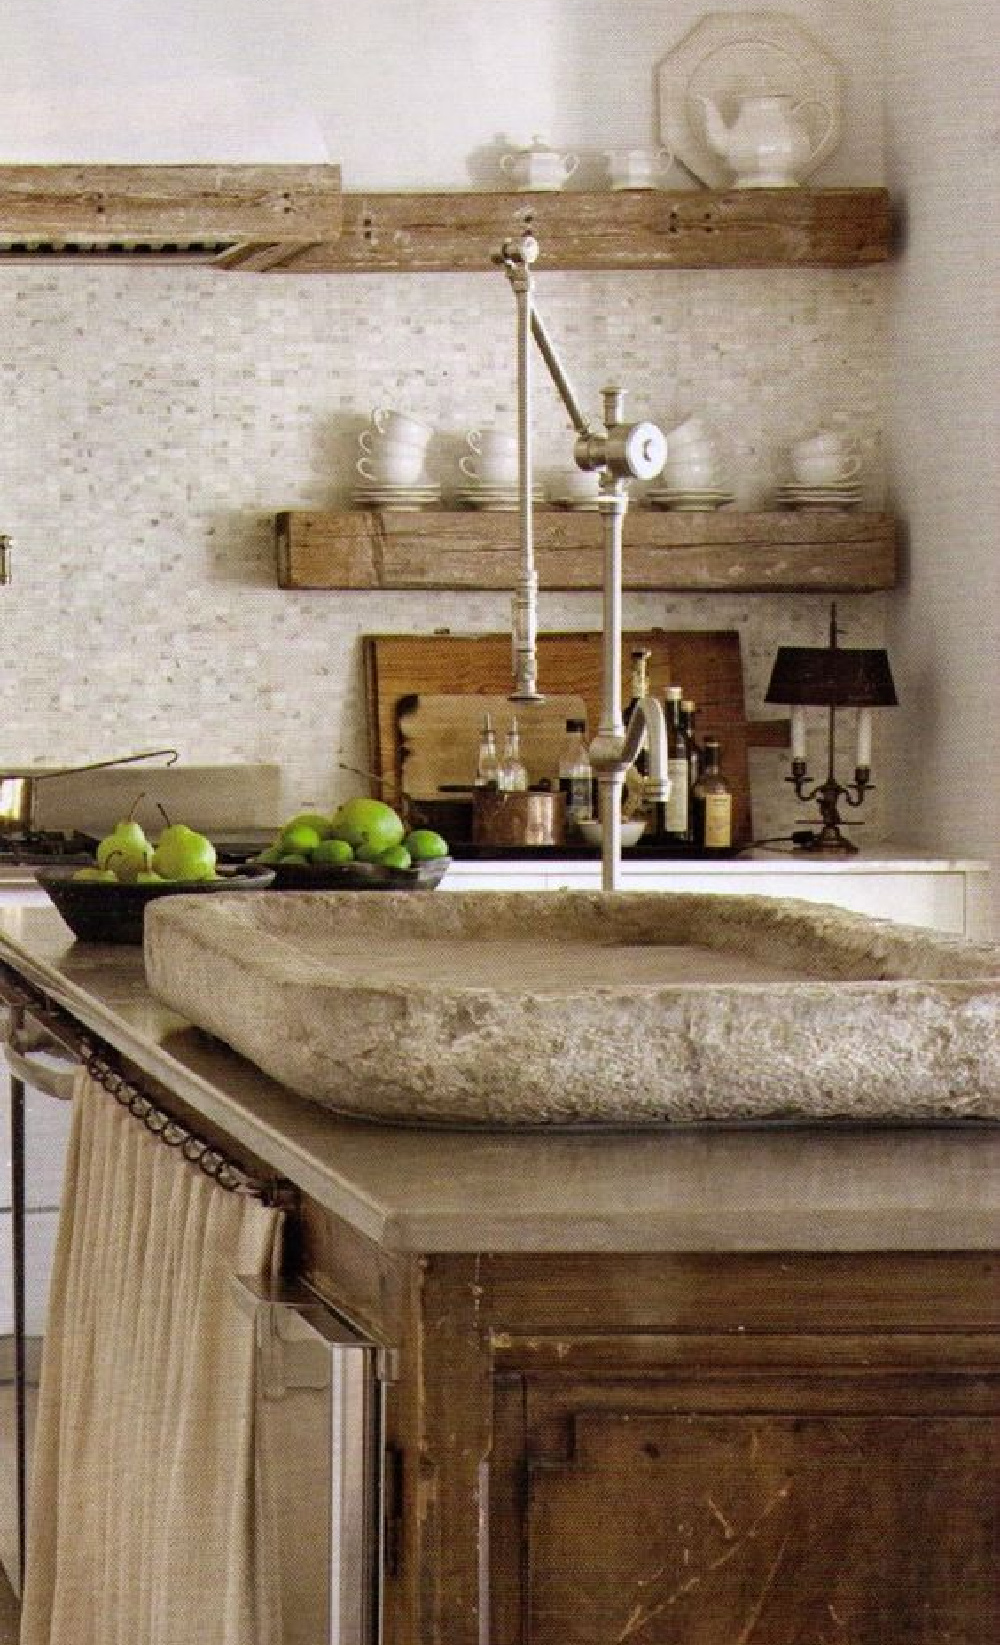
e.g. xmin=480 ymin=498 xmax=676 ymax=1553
xmin=0 ymin=964 xmax=298 ymax=1211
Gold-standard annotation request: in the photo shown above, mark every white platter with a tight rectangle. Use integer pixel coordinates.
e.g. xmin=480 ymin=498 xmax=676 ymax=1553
xmin=657 ymin=10 xmax=843 ymax=189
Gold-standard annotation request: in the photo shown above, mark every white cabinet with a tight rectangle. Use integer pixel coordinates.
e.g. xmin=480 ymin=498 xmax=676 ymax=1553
xmin=442 ymin=851 xmax=989 ymax=938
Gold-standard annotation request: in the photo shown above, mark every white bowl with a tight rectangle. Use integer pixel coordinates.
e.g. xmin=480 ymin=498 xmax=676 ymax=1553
xmin=577 ymin=818 xmax=645 ymax=848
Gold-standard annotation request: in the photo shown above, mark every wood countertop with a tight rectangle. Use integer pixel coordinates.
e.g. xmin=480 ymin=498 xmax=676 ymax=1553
xmin=0 ymin=905 xmax=997 ymax=1254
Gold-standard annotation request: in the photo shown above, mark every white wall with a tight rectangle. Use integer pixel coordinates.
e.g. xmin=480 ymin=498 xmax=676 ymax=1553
xmin=883 ymin=0 xmax=1000 ymax=935
xmin=0 ymin=1 xmax=883 ymax=184
xmin=0 ymin=3 xmax=895 ymax=843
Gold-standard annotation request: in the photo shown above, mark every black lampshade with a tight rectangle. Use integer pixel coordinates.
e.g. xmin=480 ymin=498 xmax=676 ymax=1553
xmin=765 ymin=646 xmax=898 ymax=708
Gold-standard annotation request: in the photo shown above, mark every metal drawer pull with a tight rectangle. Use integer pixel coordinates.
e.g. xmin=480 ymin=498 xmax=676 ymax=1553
xmin=233 ymin=1276 xmax=391 ymax=1644
xmin=4 ymin=1044 xmax=79 ymax=1102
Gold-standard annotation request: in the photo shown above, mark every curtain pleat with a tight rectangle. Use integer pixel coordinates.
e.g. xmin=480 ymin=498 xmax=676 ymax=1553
xmin=20 ymin=1069 xmax=285 ymax=1645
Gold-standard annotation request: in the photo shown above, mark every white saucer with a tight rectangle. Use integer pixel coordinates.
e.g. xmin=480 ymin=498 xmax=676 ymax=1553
xmin=776 ymin=483 xmax=861 ymax=510
xmin=645 ymin=487 xmax=734 ymax=511
xmin=453 ymin=486 xmax=544 ymax=511
xmin=351 ymin=482 xmax=441 ymax=511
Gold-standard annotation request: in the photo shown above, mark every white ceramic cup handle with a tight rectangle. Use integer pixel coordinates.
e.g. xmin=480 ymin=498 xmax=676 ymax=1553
xmin=839 ymin=454 xmax=862 ymax=479
xmin=500 ymin=154 xmax=516 ymax=176
xmin=563 ymin=153 xmax=580 ymax=177
xmin=356 ymin=456 xmax=378 ymax=481
xmin=466 ymin=430 xmax=484 ymax=454
xmin=358 ymin=428 xmax=376 ymax=455
xmin=793 ymin=98 xmax=835 ymax=159
xmin=459 ymin=454 xmax=480 ymax=481
xmin=656 ymin=146 xmax=674 ymax=174
xmin=371 ymin=408 xmax=390 ymax=436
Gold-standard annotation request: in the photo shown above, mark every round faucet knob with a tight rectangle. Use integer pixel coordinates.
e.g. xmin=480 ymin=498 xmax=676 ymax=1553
xmin=621 ymin=421 xmax=667 ymax=480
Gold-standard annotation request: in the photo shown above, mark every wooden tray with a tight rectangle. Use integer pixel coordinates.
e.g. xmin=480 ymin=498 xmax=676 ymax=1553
xmin=363 ymin=630 xmax=789 ymax=849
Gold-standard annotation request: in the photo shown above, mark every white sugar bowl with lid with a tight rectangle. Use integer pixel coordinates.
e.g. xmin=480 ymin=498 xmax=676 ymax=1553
xmin=501 ymin=137 xmax=579 ymax=191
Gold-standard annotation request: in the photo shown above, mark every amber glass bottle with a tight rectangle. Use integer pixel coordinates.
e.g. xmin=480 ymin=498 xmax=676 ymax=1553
xmin=691 ymin=737 xmax=733 ymax=853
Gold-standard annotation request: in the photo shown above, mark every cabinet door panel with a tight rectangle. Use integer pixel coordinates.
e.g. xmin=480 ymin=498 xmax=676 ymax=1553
xmin=523 ymin=1407 xmax=999 ymax=1644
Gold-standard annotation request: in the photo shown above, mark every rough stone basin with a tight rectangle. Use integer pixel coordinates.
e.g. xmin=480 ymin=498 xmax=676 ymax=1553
xmin=143 ymin=891 xmax=1000 ymax=1128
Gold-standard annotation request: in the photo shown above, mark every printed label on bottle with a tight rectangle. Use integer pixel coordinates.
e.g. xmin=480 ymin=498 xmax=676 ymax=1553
xmin=703 ymin=791 xmax=732 ymax=850
xmin=665 ymin=757 xmax=689 ymax=834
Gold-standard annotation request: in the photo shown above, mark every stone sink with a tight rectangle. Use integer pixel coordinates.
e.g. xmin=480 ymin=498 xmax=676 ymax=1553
xmin=143 ymin=890 xmax=1000 ymax=1129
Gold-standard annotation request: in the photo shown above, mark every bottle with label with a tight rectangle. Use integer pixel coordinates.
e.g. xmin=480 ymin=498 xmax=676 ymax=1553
xmin=497 ymin=717 xmax=529 ymax=792
xmin=558 ymin=718 xmax=594 ymax=831
xmin=663 ymin=686 xmax=691 ymax=842
xmin=691 ymin=737 xmax=733 ymax=853
xmin=474 ymin=712 xmax=499 ymax=789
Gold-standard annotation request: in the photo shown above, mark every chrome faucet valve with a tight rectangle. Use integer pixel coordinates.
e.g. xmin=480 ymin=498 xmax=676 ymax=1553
xmin=574 ymin=387 xmax=667 ymax=481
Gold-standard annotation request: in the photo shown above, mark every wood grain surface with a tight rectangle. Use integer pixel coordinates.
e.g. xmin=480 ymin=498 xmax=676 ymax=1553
xmin=364 ymin=629 xmax=788 ymax=847
xmin=277 ymin=508 xmax=898 ymax=593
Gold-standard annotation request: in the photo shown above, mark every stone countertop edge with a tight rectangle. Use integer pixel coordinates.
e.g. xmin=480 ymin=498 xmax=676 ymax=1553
xmin=1 ymin=906 xmax=999 ymax=1255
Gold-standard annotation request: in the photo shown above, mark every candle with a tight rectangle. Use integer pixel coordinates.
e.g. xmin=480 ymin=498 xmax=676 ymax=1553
xmin=857 ymin=707 xmax=872 ymax=769
xmin=790 ymin=705 xmax=807 ymax=761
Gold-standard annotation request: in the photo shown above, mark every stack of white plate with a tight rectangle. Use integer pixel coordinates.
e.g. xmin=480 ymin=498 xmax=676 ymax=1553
xmin=351 ymin=481 xmax=442 ymax=511
xmin=775 ymin=482 xmax=862 ymax=510
xmin=644 ymin=486 xmax=734 ymax=512
xmin=453 ymin=484 xmax=544 ymax=512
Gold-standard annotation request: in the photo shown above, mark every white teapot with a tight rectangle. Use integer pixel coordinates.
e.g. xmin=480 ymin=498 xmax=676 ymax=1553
xmin=501 ymin=136 xmax=579 ymax=192
xmin=695 ymin=93 xmax=833 ymax=188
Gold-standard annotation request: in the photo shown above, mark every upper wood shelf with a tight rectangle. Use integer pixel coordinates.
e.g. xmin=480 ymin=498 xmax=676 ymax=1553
xmin=0 ymin=164 xmax=342 ymax=259
xmin=227 ymin=187 xmax=891 ymax=274
xmin=277 ymin=508 xmax=898 ymax=594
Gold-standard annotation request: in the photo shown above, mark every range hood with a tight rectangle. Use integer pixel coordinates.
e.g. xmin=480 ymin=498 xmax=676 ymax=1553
xmin=0 ymin=164 xmax=342 ymax=263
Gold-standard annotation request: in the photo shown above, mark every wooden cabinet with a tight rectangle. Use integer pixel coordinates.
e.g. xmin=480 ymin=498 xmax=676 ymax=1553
xmin=297 ymin=1208 xmax=1000 ymax=1644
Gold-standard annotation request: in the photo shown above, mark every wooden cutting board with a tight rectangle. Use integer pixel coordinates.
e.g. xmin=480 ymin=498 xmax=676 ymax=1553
xmin=364 ymin=630 xmax=789 ymax=847
xmin=397 ymin=693 xmax=587 ymax=797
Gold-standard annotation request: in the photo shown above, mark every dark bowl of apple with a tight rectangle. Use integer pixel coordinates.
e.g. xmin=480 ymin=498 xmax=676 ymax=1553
xmin=36 ymin=864 xmax=276 ymax=945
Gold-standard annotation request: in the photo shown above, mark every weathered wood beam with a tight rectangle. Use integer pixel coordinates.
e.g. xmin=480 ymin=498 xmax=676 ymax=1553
xmin=276 ymin=508 xmax=898 ymax=594
xmin=245 ymin=188 xmax=890 ymax=274
xmin=0 ymin=164 xmax=342 ymax=242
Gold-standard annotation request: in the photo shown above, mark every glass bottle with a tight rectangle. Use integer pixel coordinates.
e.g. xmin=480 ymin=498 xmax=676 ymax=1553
xmin=680 ymin=699 xmax=701 ymax=793
xmin=664 ymin=685 xmax=691 ymax=842
xmin=474 ymin=712 xmax=499 ymax=789
xmin=558 ymin=718 xmax=594 ymax=831
xmin=497 ymin=717 xmax=529 ymax=792
xmin=692 ymin=737 xmax=733 ymax=853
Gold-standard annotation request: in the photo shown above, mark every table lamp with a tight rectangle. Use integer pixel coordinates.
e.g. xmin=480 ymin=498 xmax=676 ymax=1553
xmin=765 ymin=603 xmax=897 ymax=852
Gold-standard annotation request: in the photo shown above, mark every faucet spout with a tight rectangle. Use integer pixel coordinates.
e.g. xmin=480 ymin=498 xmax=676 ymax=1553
xmin=622 ymin=694 xmax=670 ymax=804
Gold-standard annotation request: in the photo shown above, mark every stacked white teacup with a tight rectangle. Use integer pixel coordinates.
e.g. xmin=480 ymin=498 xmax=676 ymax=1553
xmin=777 ymin=427 xmax=863 ymax=510
xmin=454 ymin=426 xmax=540 ymax=511
xmin=351 ymin=407 xmax=439 ymax=509
xmin=646 ymin=416 xmax=734 ymax=511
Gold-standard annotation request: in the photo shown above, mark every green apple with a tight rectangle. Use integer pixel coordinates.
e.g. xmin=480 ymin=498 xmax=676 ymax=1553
xmin=279 ymin=821 xmax=323 ymax=857
xmin=312 ymin=837 xmax=354 ymax=866
xmin=151 ymin=823 xmax=217 ymax=882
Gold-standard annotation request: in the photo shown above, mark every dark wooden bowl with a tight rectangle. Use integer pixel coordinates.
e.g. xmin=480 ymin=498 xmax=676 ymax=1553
xmin=270 ymin=856 xmax=451 ymax=892
xmin=36 ymin=864 xmax=276 ymax=945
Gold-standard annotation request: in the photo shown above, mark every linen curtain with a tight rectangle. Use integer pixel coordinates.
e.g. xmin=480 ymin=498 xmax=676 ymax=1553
xmin=19 ymin=1068 xmax=286 ymax=1645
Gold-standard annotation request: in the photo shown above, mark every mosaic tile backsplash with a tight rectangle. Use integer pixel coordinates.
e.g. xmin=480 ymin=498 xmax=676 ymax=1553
xmin=0 ymin=263 xmax=888 ymax=839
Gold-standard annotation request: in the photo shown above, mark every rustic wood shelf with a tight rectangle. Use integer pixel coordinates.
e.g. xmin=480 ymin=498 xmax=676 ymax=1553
xmin=0 ymin=164 xmax=342 ymax=257
xmin=229 ymin=187 xmax=890 ymax=274
xmin=277 ymin=508 xmax=898 ymax=594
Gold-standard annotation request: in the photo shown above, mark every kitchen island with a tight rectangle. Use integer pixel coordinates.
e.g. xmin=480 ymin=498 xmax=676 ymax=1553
xmin=1 ymin=905 xmax=998 ymax=1643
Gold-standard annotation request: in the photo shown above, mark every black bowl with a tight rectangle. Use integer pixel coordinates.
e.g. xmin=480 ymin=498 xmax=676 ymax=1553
xmin=269 ymin=855 xmax=451 ymax=892
xmin=36 ymin=864 xmax=277 ymax=945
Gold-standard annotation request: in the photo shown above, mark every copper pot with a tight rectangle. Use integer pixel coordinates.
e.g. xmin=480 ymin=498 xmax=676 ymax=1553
xmin=0 ymin=748 xmax=178 ymax=834
xmin=472 ymin=788 xmax=566 ymax=848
